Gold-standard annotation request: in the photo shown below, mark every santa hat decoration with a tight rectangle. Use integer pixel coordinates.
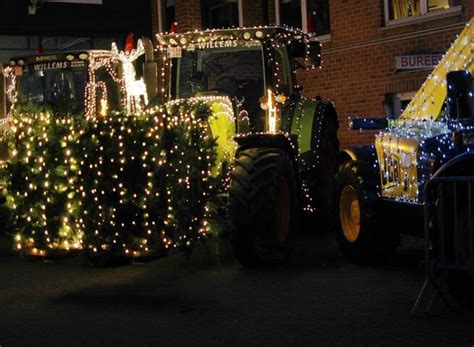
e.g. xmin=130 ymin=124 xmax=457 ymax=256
xmin=124 ymin=32 xmax=134 ymax=53
xmin=169 ymin=22 xmax=178 ymax=34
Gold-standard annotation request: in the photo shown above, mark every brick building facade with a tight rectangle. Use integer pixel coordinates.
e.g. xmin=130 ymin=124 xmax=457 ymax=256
xmin=152 ymin=0 xmax=472 ymax=146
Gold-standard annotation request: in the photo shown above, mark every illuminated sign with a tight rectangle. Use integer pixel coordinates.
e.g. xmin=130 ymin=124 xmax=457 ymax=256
xmin=35 ymin=55 xmax=58 ymax=62
xmin=30 ymin=60 xmax=85 ymax=71
xmin=395 ymin=54 xmax=443 ymax=70
xmin=195 ymin=40 xmax=238 ymax=49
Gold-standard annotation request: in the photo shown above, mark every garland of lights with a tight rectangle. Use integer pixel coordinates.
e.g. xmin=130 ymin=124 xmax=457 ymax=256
xmin=0 ymin=101 xmax=223 ymax=258
xmin=156 ymin=26 xmax=325 ymax=213
xmin=0 ymin=107 xmax=83 ymax=255
xmin=367 ymin=20 xmax=473 ymax=203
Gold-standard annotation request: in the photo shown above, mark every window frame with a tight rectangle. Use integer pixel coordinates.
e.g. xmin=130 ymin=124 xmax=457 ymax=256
xmin=207 ymin=1 xmax=241 ymax=29
xmin=157 ymin=0 xmax=243 ymax=32
xmin=393 ymin=91 xmax=416 ymax=118
xmin=274 ymin=0 xmax=330 ymax=40
xmin=383 ymin=0 xmax=462 ymax=26
xmin=157 ymin=0 xmax=175 ymax=33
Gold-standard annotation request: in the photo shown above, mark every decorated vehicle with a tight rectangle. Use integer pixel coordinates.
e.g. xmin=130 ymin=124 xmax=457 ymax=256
xmin=156 ymin=26 xmax=339 ymax=266
xmin=1 ymin=36 xmax=157 ymax=119
xmin=334 ymin=20 xmax=473 ymax=263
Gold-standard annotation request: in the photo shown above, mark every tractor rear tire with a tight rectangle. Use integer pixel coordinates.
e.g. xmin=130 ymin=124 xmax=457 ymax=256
xmin=334 ymin=160 xmax=398 ymax=263
xmin=229 ymin=148 xmax=298 ymax=267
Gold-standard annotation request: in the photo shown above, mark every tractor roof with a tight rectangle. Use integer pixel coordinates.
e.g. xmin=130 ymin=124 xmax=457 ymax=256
xmin=9 ymin=50 xmax=113 ymax=66
xmin=156 ymin=25 xmax=312 ymax=47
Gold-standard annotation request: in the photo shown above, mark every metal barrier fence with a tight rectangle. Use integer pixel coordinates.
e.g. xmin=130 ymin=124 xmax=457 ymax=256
xmin=411 ymin=176 xmax=474 ymax=315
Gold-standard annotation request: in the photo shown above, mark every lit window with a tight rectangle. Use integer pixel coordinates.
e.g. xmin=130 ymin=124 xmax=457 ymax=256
xmin=427 ymin=0 xmax=460 ymax=13
xmin=277 ymin=0 xmax=330 ymax=36
xmin=202 ymin=0 xmax=240 ymax=29
xmin=385 ymin=0 xmax=461 ymax=22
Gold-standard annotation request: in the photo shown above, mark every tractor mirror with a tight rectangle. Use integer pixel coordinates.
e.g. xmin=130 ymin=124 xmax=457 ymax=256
xmin=291 ymin=41 xmax=321 ymax=68
xmin=291 ymin=41 xmax=306 ymax=59
xmin=350 ymin=117 xmax=388 ymax=130
xmin=447 ymin=70 xmax=473 ymax=120
xmin=308 ymin=41 xmax=321 ymax=67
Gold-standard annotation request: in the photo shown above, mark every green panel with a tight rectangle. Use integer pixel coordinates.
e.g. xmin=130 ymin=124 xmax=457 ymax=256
xmin=290 ymin=100 xmax=318 ymax=154
xmin=209 ymin=101 xmax=236 ymax=177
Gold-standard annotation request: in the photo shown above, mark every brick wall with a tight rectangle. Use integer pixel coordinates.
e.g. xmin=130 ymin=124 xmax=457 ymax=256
xmin=298 ymin=0 xmax=473 ymax=146
xmin=151 ymin=0 xmax=472 ymax=146
xmin=242 ymin=0 xmax=265 ymax=27
xmin=175 ymin=0 xmax=202 ymax=32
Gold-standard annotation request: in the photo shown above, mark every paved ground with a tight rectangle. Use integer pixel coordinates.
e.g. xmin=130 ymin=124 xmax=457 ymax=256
xmin=0 ymin=232 xmax=473 ymax=346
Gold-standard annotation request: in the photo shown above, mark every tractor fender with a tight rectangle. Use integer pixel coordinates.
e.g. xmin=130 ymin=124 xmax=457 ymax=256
xmin=337 ymin=145 xmax=379 ymax=169
xmin=235 ymin=133 xmax=298 ymax=157
xmin=290 ymin=99 xmax=319 ymax=155
xmin=337 ymin=145 xmax=381 ymax=200
xmin=290 ymin=99 xmax=339 ymax=169
xmin=432 ymin=151 xmax=474 ymax=178
xmin=234 ymin=133 xmax=299 ymax=172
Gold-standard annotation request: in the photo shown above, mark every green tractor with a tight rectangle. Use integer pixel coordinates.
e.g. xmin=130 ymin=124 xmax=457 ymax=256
xmin=157 ymin=26 xmax=339 ymax=266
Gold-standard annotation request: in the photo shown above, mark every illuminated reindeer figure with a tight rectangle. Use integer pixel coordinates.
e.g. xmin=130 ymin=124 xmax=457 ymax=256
xmin=111 ymin=39 xmax=149 ymax=114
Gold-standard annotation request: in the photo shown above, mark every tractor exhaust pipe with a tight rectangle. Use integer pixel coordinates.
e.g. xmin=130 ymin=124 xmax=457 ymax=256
xmin=141 ymin=36 xmax=158 ymax=104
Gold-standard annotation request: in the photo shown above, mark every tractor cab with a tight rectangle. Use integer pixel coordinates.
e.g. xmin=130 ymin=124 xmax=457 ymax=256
xmin=5 ymin=51 xmax=122 ymax=113
xmin=2 ymin=37 xmax=157 ymax=118
xmin=156 ymin=26 xmax=321 ymax=133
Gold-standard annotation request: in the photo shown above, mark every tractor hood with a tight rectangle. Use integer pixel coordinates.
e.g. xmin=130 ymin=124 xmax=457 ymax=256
xmin=165 ymin=94 xmax=237 ymax=176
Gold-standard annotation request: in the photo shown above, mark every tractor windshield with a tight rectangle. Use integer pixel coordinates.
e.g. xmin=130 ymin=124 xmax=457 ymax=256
xmin=173 ymin=41 xmax=266 ymax=117
xmin=16 ymin=61 xmax=87 ymax=113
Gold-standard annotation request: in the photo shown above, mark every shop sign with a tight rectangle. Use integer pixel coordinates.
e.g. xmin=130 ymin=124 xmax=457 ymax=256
xmin=395 ymin=54 xmax=443 ymax=70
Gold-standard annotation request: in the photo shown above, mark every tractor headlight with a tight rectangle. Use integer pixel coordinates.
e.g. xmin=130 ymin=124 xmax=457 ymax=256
xmin=452 ymin=130 xmax=474 ymax=146
xmin=462 ymin=131 xmax=474 ymax=146
xmin=242 ymin=32 xmax=251 ymax=40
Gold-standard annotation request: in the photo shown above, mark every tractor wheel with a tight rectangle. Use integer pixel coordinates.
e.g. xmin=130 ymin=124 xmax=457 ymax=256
xmin=229 ymin=148 xmax=298 ymax=267
xmin=315 ymin=103 xmax=339 ymax=216
xmin=334 ymin=160 xmax=397 ymax=263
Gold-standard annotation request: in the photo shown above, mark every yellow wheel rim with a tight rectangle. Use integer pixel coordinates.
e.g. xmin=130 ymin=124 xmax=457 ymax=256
xmin=339 ymin=185 xmax=361 ymax=243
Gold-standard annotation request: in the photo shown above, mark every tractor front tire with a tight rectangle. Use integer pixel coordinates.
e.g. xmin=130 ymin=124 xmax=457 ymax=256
xmin=229 ymin=148 xmax=298 ymax=267
xmin=334 ymin=160 xmax=397 ymax=263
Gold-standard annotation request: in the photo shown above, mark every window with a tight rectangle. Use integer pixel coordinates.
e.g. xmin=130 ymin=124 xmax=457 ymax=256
xmin=385 ymin=0 xmax=461 ymax=22
xmin=276 ymin=0 xmax=330 ymax=36
xmin=17 ymin=64 xmax=87 ymax=113
xmin=173 ymin=43 xmax=266 ymax=130
xmin=274 ymin=47 xmax=292 ymax=96
xmin=202 ymin=0 xmax=242 ymax=29
xmin=387 ymin=91 xmax=416 ymax=118
xmin=158 ymin=0 xmax=175 ymax=33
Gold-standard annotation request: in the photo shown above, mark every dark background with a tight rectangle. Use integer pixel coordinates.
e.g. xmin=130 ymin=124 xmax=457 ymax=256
xmin=0 ymin=0 xmax=152 ymax=38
